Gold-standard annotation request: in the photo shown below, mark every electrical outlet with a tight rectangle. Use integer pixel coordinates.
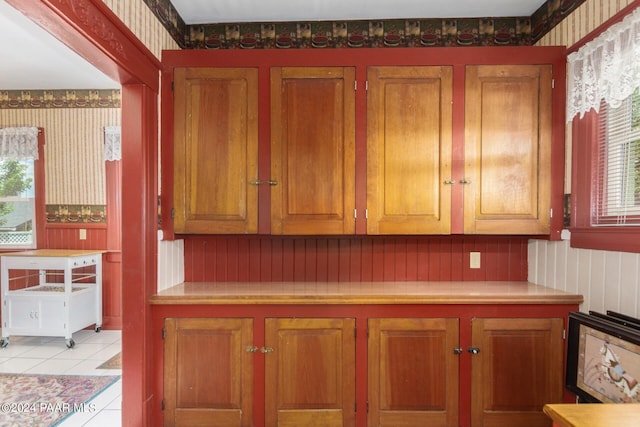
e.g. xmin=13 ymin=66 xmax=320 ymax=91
xmin=79 ymin=229 xmax=87 ymax=240
xmin=470 ymin=252 xmax=481 ymax=269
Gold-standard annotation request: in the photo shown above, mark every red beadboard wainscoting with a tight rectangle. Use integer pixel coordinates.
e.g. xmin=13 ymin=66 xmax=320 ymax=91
xmin=183 ymin=235 xmax=529 ymax=282
xmin=44 ymin=223 xmax=122 ymax=329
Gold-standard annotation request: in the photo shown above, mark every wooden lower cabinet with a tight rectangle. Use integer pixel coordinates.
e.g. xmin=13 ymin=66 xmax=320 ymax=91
xmin=265 ymin=318 xmax=356 ymax=427
xmin=368 ymin=318 xmax=460 ymax=427
xmin=163 ymin=317 xmax=355 ymax=427
xmin=162 ymin=314 xmax=565 ymax=427
xmin=163 ymin=318 xmax=254 ymax=427
xmin=470 ymin=317 xmax=564 ymax=427
xmin=368 ymin=317 xmax=563 ymax=427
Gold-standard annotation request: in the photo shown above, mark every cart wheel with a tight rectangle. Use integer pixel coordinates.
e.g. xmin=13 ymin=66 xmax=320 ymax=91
xmin=66 ymin=339 xmax=75 ymax=349
xmin=95 ymin=326 xmax=102 ymax=333
xmin=0 ymin=338 xmax=8 ymax=348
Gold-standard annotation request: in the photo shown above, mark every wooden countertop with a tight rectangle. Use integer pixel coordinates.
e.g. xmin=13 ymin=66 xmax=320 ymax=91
xmin=543 ymin=403 xmax=640 ymax=427
xmin=0 ymin=249 xmax=106 ymax=258
xmin=149 ymin=281 xmax=584 ymax=305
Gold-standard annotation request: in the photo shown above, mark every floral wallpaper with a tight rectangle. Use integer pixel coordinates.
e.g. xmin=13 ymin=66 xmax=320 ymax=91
xmin=143 ymin=0 xmax=586 ymax=50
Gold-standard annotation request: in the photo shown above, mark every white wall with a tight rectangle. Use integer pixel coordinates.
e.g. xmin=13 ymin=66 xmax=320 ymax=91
xmin=157 ymin=235 xmax=184 ymax=291
xmin=528 ymin=236 xmax=640 ymax=317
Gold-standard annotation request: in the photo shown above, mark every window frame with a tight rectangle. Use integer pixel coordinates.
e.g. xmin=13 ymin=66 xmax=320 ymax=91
xmin=571 ymin=109 xmax=640 ymax=252
xmin=0 ymin=128 xmax=45 ymax=252
xmin=594 ymin=93 xmax=640 ymax=224
xmin=568 ymin=4 xmax=640 ymax=253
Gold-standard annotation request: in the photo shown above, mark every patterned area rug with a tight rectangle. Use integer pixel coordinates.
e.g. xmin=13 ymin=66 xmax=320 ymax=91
xmin=97 ymin=352 xmax=121 ymax=370
xmin=0 ymin=373 xmax=119 ymax=426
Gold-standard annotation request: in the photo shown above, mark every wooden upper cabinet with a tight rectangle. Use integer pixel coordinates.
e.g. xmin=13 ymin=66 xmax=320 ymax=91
xmin=264 ymin=317 xmax=356 ymax=427
xmin=270 ymin=67 xmax=356 ymax=235
xmin=163 ymin=318 xmax=254 ymax=427
xmin=173 ymin=67 xmax=259 ymax=234
xmin=168 ymin=59 xmax=559 ymax=236
xmin=368 ymin=318 xmax=459 ymax=427
xmin=367 ymin=66 xmax=453 ymax=234
xmin=464 ymin=65 xmax=552 ymax=234
xmin=470 ymin=317 xmax=563 ymax=427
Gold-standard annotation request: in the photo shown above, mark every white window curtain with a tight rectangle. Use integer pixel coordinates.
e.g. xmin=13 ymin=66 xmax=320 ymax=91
xmin=567 ymin=6 xmax=640 ymax=122
xmin=0 ymin=127 xmax=39 ymax=160
xmin=104 ymin=125 xmax=121 ymax=161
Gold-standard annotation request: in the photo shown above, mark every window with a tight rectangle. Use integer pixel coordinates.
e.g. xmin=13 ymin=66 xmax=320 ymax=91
xmin=594 ymin=88 xmax=640 ymax=226
xmin=567 ymin=6 xmax=640 ymax=252
xmin=0 ymin=127 xmax=43 ymax=250
xmin=0 ymin=158 xmax=36 ymax=248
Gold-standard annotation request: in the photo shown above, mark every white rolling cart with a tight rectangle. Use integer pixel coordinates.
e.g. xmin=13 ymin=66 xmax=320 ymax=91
xmin=0 ymin=249 xmax=105 ymax=348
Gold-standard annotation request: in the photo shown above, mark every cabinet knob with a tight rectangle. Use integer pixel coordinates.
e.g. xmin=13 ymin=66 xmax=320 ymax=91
xmin=249 ymin=180 xmax=263 ymax=186
xmin=468 ymin=346 xmax=480 ymax=355
xmin=261 ymin=346 xmax=274 ymax=353
xmin=459 ymin=179 xmax=472 ymax=184
xmin=453 ymin=347 xmax=463 ymax=355
xmin=267 ymin=180 xmax=278 ymax=186
xmin=245 ymin=345 xmax=259 ymax=353
xmin=444 ymin=180 xmax=456 ymax=185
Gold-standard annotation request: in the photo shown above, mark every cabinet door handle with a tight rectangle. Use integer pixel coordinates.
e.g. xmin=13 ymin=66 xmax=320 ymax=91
xmin=468 ymin=346 xmax=480 ymax=354
xmin=261 ymin=346 xmax=274 ymax=353
xmin=453 ymin=347 xmax=463 ymax=355
xmin=444 ymin=180 xmax=456 ymax=185
xmin=267 ymin=180 xmax=278 ymax=186
xmin=459 ymin=179 xmax=472 ymax=184
xmin=245 ymin=346 xmax=259 ymax=353
xmin=249 ymin=180 xmax=263 ymax=186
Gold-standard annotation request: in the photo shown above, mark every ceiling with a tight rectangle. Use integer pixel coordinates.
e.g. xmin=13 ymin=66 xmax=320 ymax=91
xmin=0 ymin=0 xmax=546 ymax=90
xmin=170 ymin=0 xmax=546 ymax=24
xmin=0 ymin=0 xmax=120 ymax=90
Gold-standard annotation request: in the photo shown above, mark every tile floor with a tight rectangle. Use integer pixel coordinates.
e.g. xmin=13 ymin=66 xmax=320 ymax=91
xmin=0 ymin=328 xmax=122 ymax=426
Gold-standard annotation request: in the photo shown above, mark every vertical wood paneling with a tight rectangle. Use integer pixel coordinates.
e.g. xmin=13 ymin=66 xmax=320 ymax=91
xmin=45 ymin=226 xmax=107 ymax=249
xmin=103 ymin=253 xmax=122 ymax=329
xmin=157 ymin=238 xmax=184 ymax=291
xmin=183 ymin=235 xmax=529 ymax=282
xmin=620 ymin=253 xmax=640 ymax=315
xmin=529 ymin=239 xmax=640 ymax=317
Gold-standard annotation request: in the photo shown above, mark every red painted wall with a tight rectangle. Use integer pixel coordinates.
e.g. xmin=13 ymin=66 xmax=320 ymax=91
xmin=183 ymin=235 xmax=529 ymax=282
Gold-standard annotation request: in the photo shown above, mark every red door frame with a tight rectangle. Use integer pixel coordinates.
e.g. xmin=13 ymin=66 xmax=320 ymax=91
xmin=6 ymin=1 xmax=160 ymax=425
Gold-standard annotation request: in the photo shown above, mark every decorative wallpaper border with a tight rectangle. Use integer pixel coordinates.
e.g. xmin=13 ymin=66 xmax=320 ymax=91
xmin=143 ymin=0 xmax=586 ymax=49
xmin=0 ymin=90 xmax=121 ymax=109
xmin=531 ymin=0 xmax=586 ymax=41
xmin=46 ymin=205 xmax=107 ymax=224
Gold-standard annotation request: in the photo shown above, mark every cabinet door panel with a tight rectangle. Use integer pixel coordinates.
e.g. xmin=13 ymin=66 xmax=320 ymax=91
xmin=368 ymin=318 xmax=459 ymax=427
xmin=173 ymin=67 xmax=259 ymax=234
xmin=5 ymin=297 xmax=35 ymax=331
xmin=164 ymin=318 xmax=253 ymax=427
xmin=471 ymin=318 xmax=563 ymax=427
xmin=271 ymin=67 xmax=356 ymax=234
xmin=367 ymin=66 xmax=453 ymax=234
xmin=265 ymin=317 xmax=355 ymax=426
xmin=464 ymin=65 xmax=552 ymax=234
xmin=37 ymin=297 xmax=66 ymax=333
